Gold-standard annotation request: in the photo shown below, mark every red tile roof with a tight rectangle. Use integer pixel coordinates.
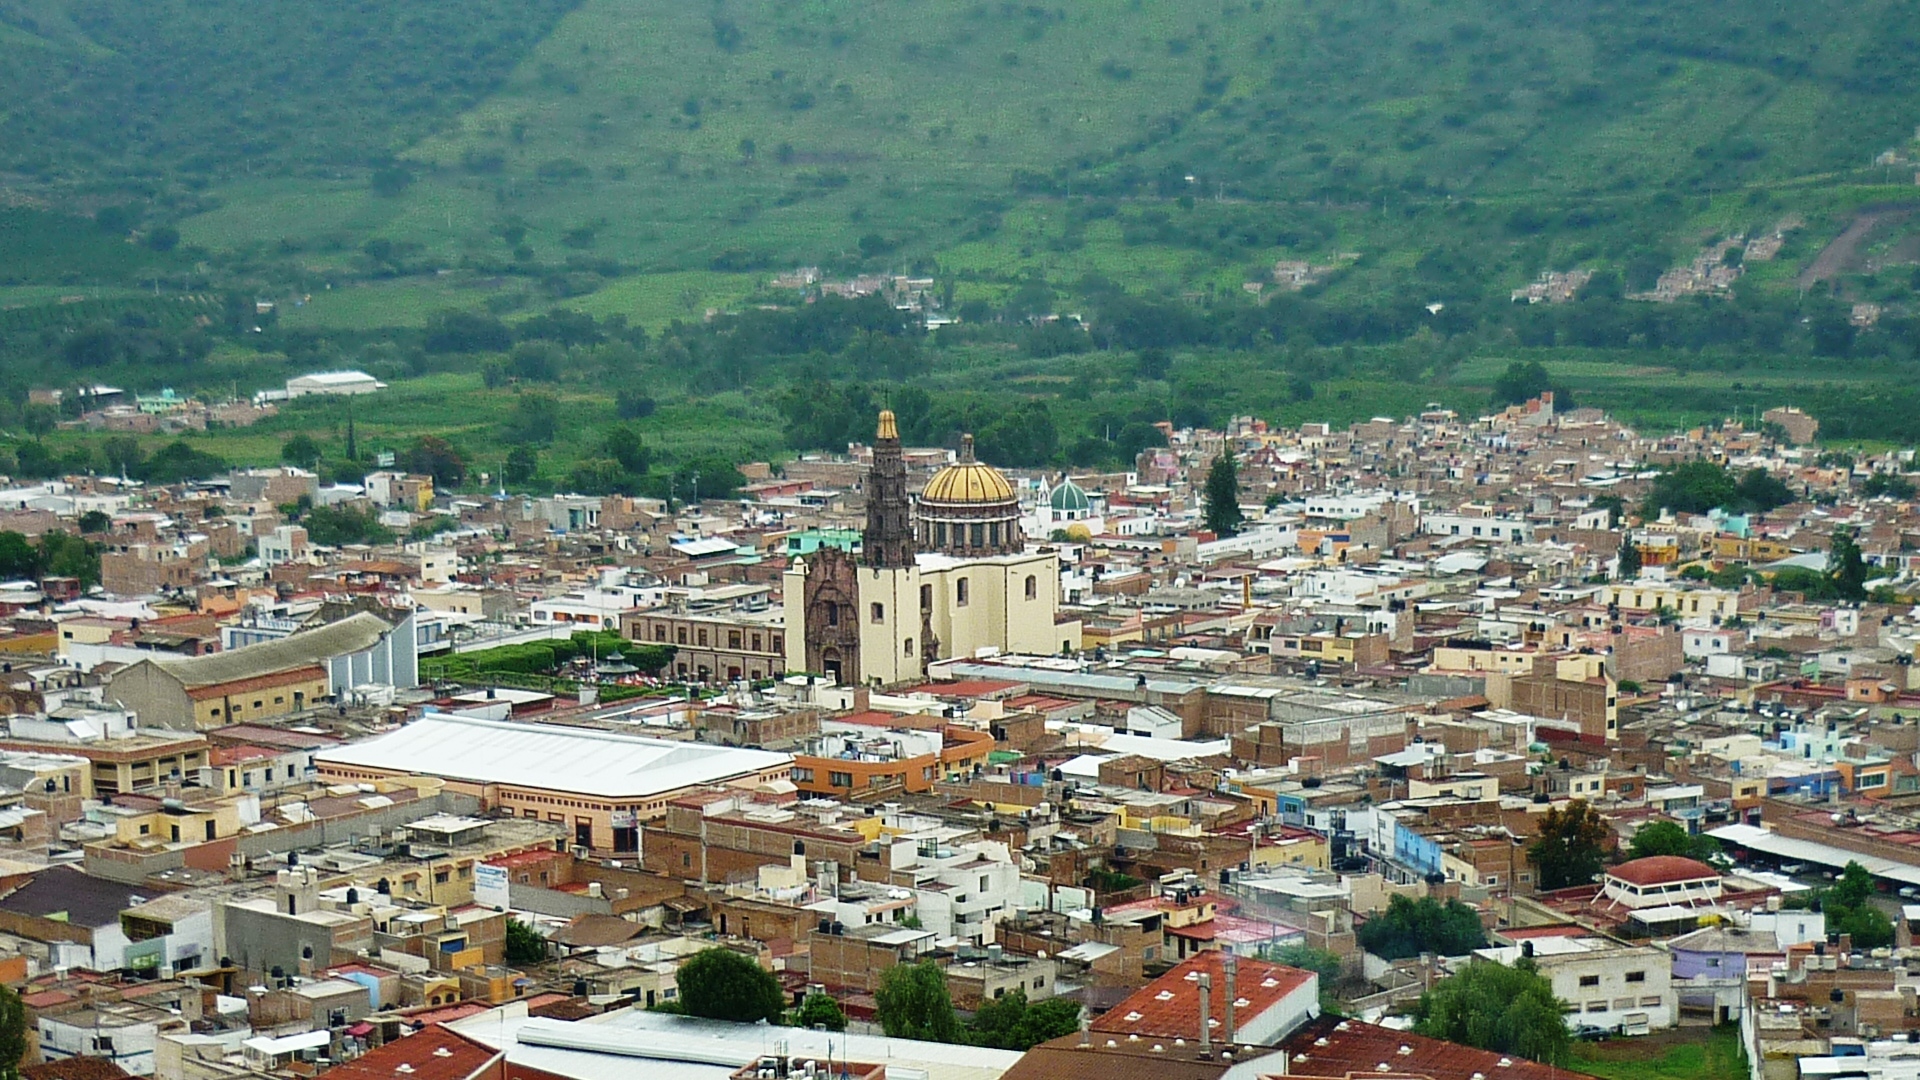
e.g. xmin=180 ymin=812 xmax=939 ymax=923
xmin=1090 ymin=953 xmax=1313 ymax=1041
xmin=210 ymin=745 xmax=280 ymax=766
xmin=909 ymin=679 xmax=1023 ymax=699
xmin=1606 ymin=855 xmax=1718 ymax=887
xmin=324 ymin=1024 xmax=497 ymax=1080
xmin=1280 ymin=1015 xmax=1599 ymax=1080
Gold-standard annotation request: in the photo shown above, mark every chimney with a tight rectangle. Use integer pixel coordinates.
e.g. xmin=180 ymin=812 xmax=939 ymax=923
xmin=1223 ymin=952 xmax=1238 ymax=1045
xmin=1197 ymin=971 xmax=1213 ymax=1057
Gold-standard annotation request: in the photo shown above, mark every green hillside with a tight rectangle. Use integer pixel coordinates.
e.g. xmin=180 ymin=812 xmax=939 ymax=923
xmin=3 ymin=0 xmax=1920 ymax=489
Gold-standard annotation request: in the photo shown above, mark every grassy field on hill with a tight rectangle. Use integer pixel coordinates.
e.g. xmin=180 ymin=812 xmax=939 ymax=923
xmin=4 ymin=0 xmax=1920 ymax=487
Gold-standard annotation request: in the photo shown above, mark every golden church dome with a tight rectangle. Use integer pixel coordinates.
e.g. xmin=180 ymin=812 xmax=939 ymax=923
xmin=921 ymin=435 xmax=1015 ymax=505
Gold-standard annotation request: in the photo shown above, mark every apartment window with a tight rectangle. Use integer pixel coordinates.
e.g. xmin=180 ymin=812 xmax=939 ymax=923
xmin=1578 ymin=975 xmax=1600 ymax=987
xmin=1033 ymin=977 xmax=1044 ymax=989
xmin=791 ymin=767 xmax=814 ymax=783
xmin=682 ymin=852 xmax=692 ymax=868
xmin=904 ymin=638 xmax=915 ymax=657
xmin=1025 ymin=575 xmax=1037 ymax=600
xmin=980 ymin=876 xmax=990 ymax=892
xmin=274 ymin=696 xmax=284 ymax=704
xmin=253 ymin=700 xmax=262 ymax=709
xmin=1585 ymin=1002 xmax=1607 ymax=1013
xmin=435 ymin=870 xmax=450 ymax=884
xmin=1625 ymin=971 xmax=1646 ymax=983
xmin=829 ymin=771 xmax=853 ymax=788
xmin=729 ymin=630 xmax=742 ymax=649
xmin=871 ymin=602 xmax=885 ymax=624
xmin=956 ymin=578 xmax=969 ymax=606
xmin=921 ymin=584 xmax=933 ymax=610
xmin=677 ymin=628 xmax=688 ymax=644
xmin=773 ymin=635 xmax=783 ymax=652
xmin=698 ymin=629 xmax=708 ymax=646
xmin=751 ymin=634 xmax=762 ymax=651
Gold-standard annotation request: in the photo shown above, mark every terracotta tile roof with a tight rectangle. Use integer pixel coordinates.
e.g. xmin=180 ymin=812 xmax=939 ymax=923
xmin=1279 ymin=1015 xmax=1599 ymax=1080
xmin=1606 ymin=855 xmax=1718 ymax=886
xmin=1090 ymin=952 xmax=1312 ymax=1042
xmin=184 ymin=666 xmax=327 ymax=700
xmin=999 ymin=1035 xmax=1271 ymax=1080
xmin=210 ymin=745 xmax=280 ymax=766
xmin=324 ymin=1024 xmax=497 ymax=1080
xmin=22 ymin=1059 xmax=132 ymax=1080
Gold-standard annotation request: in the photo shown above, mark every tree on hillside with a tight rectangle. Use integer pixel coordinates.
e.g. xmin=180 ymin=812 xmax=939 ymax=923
xmin=1415 ymin=960 xmax=1568 ymax=1065
xmin=504 ymin=919 xmax=546 ymax=967
xmin=675 ymin=948 xmax=785 ymax=1024
xmin=1828 ymin=528 xmax=1868 ymax=601
xmin=504 ymin=445 xmax=539 ymax=486
xmin=1490 ymin=360 xmax=1563 ymax=408
xmin=404 ymin=435 xmax=467 ymax=488
xmin=875 ymin=960 xmax=959 ymax=1042
xmin=1528 ymin=800 xmax=1609 ymax=891
xmin=1204 ymin=453 xmax=1244 ymax=537
xmin=1356 ymin=895 xmax=1487 ymax=960
xmin=1627 ymin=820 xmax=1721 ymax=865
xmin=281 ymin=433 xmax=323 ymax=470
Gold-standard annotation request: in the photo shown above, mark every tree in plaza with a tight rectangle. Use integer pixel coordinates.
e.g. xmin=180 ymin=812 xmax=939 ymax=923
xmin=675 ymin=947 xmax=786 ymax=1024
xmin=1415 ymin=960 xmax=1569 ymax=1065
xmin=504 ymin=919 xmax=546 ymax=967
xmin=0 ymin=981 xmax=22 ymax=1080
xmin=1203 ymin=452 xmax=1244 ymax=537
xmin=794 ymin=991 xmax=847 ymax=1032
xmin=1626 ymin=820 xmax=1721 ymax=865
xmin=1528 ymin=799 xmax=1610 ymax=891
xmin=1356 ymin=895 xmax=1487 ymax=960
xmin=1616 ymin=534 xmax=1642 ymax=579
xmin=875 ymin=960 xmax=959 ymax=1042
xmin=1828 ymin=527 xmax=1868 ymax=601
xmin=966 ymin=988 xmax=1082 ymax=1050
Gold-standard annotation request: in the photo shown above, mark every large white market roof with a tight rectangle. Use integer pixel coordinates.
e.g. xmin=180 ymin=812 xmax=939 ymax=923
xmin=316 ymin=714 xmax=789 ymax=800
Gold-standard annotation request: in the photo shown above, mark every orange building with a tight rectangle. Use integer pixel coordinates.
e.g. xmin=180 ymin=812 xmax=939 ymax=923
xmin=789 ymin=724 xmax=994 ymax=798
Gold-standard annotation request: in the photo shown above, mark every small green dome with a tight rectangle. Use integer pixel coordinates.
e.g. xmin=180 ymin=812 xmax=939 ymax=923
xmin=1049 ymin=479 xmax=1090 ymax=512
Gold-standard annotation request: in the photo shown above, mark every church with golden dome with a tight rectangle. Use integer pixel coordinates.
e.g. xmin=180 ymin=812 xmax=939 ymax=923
xmin=915 ymin=433 xmax=1023 ymax=557
xmin=783 ymin=411 xmax=1076 ymax=687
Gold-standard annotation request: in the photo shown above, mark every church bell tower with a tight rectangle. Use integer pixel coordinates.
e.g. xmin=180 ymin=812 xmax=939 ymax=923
xmin=864 ymin=409 xmax=915 ymax=569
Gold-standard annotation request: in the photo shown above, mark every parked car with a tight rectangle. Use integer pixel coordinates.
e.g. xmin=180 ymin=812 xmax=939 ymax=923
xmin=1573 ymin=1025 xmax=1612 ymax=1042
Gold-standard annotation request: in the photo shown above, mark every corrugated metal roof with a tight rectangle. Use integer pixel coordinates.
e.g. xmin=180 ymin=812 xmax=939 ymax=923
xmin=316 ymin=714 xmax=790 ymax=799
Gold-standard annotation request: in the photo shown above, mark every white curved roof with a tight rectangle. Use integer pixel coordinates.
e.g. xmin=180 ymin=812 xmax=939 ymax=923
xmin=316 ymin=714 xmax=790 ymax=799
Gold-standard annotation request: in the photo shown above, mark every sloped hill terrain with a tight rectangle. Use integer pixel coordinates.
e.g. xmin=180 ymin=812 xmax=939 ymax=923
xmin=0 ymin=0 xmax=580 ymax=181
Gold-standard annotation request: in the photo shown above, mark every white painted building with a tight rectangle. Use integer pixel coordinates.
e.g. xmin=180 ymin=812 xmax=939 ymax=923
xmin=1475 ymin=939 xmax=1676 ymax=1034
xmin=286 ymin=371 xmax=384 ymax=397
xmin=1422 ymin=513 xmax=1533 ymax=543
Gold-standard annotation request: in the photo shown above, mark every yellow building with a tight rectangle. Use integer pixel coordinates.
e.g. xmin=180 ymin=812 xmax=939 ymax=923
xmin=1599 ymin=582 xmax=1741 ymax=622
xmin=785 ymin=411 xmax=1074 ymax=686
